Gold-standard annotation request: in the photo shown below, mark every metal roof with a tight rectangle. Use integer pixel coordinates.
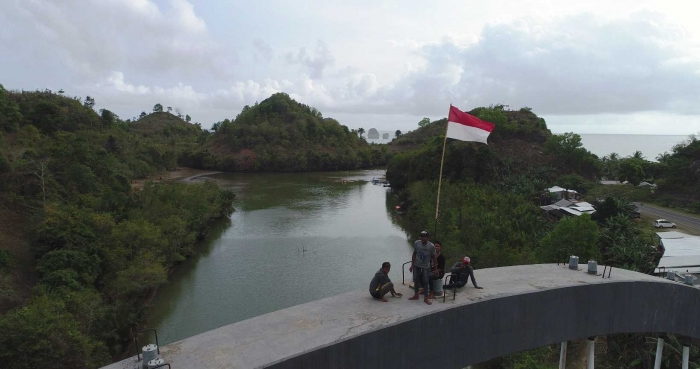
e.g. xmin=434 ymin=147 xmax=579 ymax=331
xmin=657 ymin=231 xmax=692 ymax=239
xmin=553 ymin=199 xmax=574 ymax=207
xmin=547 ymin=186 xmax=578 ymax=193
xmin=656 ymin=236 xmax=700 ymax=273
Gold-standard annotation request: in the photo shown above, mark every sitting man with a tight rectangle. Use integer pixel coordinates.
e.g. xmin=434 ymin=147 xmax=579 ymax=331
xmin=427 ymin=240 xmax=446 ymax=298
xmin=444 ymin=257 xmax=484 ymax=290
xmin=369 ymin=262 xmax=402 ymax=302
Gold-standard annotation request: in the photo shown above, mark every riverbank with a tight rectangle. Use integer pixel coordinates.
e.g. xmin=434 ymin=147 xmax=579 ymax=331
xmin=131 ymin=167 xmax=223 ymax=190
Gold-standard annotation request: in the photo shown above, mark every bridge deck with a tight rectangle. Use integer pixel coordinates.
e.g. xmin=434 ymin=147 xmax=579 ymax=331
xmin=103 ymin=264 xmax=695 ymax=369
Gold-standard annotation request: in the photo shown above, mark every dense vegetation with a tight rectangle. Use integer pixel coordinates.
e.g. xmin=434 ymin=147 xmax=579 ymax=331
xmin=597 ymin=137 xmax=700 ymax=212
xmin=0 ymin=85 xmax=234 ymax=368
xmin=385 ymin=106 xmax=696 ymax=368
xmin=181 ymin=92 xmax=389 ymax=171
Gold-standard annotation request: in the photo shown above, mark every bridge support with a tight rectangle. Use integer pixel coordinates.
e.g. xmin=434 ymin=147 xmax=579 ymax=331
xmin=586 ymin=337 xmax=595 ymax=369
xmin=654 ymin=336 xmax=664 ymax=369
xmin=558 ymin=341 xmax=567 ymax=369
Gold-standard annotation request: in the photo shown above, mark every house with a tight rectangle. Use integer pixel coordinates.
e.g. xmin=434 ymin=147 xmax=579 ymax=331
xmin=546 ymin=186 xmax=580 ymax=201
xmin=540 ymin=200 xmax=596 ymax=219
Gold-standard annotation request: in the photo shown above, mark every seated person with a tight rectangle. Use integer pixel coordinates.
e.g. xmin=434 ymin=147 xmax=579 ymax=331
xmin=369 ymin=262 xmax=402 ymax=302
xmin=427 ymin=241 xmax=446 ymax=298
xmin=444 ymin=257 xmax=483 ymax=289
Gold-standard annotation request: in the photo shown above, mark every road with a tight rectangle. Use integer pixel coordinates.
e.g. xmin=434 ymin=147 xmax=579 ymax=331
xmin=634 ymin=202 xmax=700 ymax=233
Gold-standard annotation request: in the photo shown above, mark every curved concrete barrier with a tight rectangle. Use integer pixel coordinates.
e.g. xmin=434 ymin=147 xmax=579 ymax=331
xmin=103 ymin=264 xmax=700 ymax=369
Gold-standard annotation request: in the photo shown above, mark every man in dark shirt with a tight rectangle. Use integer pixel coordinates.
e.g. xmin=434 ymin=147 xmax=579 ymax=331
xmin=428 ymin=241 xmax=446 ymax=299
xmin=444 ymin=257 xmax=484 ymax=289
xmin=369 ymin=262 xmax=402 ymax=302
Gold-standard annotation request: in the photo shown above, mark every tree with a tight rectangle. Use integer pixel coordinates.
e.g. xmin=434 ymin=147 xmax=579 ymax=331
xmin=539 ymin=214 xmax=600 ymax=263
xmin=83 ymin=96 xmax=95 ymax=109
xmin=631 ymin=150 xmax=645 ymax=160
xmin=106 ymin=135 xmax=119 ymax=153
xmin=185 ymin=114 xmax=191 ymax=123
xmin=99 ymin=109 xmax=115 ymax=128
xmin=395 ymin=130 xmax=402 ymax=138
xmin=418 ymin=117 xmax=431 ymax=128
xmin=175 ymin=107 xmax=183 ymax=119
xmin=27 ymin=158 xmax=51 ymax=207
xmin=358 ymin=128 xmax=365 ymax=139
xmin=167 ymin=107 xmax=172 ymax=113
xmin=211 ymin=122 xmax=221 ymax=132
xmin=139 ymin=111 xmax=147 ymax=120
xmin=153 ymin=103 xmax=163 ymax=113
xmin=0 ymin=295 xmax=110 ymax=368
xmin=619 ymin=159 xmax=644 ymax=185
xmin=656 ymin=152 xmax=670 ymax=163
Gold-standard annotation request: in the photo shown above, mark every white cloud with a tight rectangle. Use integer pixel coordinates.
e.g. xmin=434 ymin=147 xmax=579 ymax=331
xmin=3 ymin=1 xmax=700 ymax=134
xmin=285 ymin=40 xmax=335 ymax=79
xmin=1 ymin=0 xmax=228 ymax=80
xmin=253 ymin=39 xmax=274 ymax=63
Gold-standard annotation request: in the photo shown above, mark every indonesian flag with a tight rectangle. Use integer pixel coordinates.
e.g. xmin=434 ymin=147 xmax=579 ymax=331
xmin=446 ymin=105 xmax=495 ymax=144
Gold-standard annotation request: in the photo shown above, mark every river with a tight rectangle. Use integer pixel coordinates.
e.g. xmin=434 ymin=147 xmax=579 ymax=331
xmin=146 ymin=170 xmax=415 ymax=345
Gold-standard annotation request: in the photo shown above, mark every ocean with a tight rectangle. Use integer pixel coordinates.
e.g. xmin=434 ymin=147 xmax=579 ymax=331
xmin=368 ymin=132 xmax=692 ymax=162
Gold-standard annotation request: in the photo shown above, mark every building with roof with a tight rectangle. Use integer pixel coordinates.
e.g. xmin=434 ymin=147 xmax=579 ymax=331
xmin=655 ymin=231 xmax=700 ymax=274
xmin=546 ymin=186 xmax=580 ymax=200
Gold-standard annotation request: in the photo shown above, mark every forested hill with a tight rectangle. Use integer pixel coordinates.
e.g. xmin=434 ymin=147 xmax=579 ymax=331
xmin=386 ymin=105 xmax=599 ymax=189
xmin=0 ymin=85 xmax=235 ymax=367
xmin=181 ymin=93 xmax=389 ymax=171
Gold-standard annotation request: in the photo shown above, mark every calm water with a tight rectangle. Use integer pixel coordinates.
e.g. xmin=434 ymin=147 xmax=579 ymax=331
xmin=577 ymin=134 xmax=689 ymax=161
xmin=146 ymin=170 xmax=414 ymax=345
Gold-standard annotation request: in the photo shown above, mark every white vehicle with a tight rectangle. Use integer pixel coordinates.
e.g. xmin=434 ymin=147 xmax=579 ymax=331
xmin=654 ymin=219 xmax=677 ymax=228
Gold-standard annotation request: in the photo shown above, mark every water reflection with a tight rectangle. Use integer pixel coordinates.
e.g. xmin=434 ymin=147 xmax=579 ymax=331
xmin=147 ymin=170 xmax=413 ymax=345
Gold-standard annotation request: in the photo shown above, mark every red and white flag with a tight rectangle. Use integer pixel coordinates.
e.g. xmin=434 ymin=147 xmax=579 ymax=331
xmin=446 ymin=105 xmax=495 ymax=144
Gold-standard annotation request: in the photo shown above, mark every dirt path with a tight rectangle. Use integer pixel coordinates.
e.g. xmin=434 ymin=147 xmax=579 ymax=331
xmin=131 ymin=167 xmax=223 ymax=190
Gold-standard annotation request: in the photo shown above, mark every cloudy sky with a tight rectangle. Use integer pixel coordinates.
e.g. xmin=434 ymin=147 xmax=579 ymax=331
xmin=2 ymin=0 xmax=700 ymax=134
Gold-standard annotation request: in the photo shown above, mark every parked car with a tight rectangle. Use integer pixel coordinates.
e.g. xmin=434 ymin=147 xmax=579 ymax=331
xmin=654 ymin=219 xmax=677 ymax=228
xmin=631 ymin=207 xmax=641 ymax=219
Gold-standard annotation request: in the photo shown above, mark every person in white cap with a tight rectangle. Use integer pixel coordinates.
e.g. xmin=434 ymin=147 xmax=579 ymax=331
xmin=444 ymin=256 xmax=483 ymax=289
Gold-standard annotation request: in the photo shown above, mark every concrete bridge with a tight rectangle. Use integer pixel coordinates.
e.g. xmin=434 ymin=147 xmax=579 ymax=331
xmin=103 ymin=264 xmax=700 ymax=369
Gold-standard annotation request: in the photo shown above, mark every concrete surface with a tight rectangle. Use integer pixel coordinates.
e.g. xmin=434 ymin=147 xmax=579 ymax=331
xmin=102 ymin=264 xmax=700 ymax=369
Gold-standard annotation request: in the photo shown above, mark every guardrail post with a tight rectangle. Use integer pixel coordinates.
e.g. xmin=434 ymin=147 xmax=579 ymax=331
xmin=682 ymin=336 xmax=691 ymax=369
xmin=559 ymin=341 xmax=567 ymax=369
xmin=654 ymin=336 xmax=664 ymax=369
xmin=402 ymin=261 xmax=412 ymax=285
xmin=586 ymin=337 xmax=595 ymax=369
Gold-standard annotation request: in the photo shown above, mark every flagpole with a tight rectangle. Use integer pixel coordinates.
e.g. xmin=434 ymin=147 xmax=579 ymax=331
xmin=434 ymin=104 xmax=451 ymax=233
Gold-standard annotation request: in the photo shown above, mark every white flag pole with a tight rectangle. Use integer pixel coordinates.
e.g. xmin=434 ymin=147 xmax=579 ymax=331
xmin=434 ymin=104 xmax=451 ymax=227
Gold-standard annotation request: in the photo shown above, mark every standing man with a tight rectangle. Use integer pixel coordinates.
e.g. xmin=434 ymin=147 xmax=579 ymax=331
xmin=444 ymin=256 xmax=483 ymax=290
xmin=409 ymin=230 xmax=437 ymax=305
xmin=369 ymin=262 xmax=402 ymax=302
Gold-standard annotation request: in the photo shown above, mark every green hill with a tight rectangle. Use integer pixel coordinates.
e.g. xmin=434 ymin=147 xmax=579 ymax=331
xmin=385 ymin=105 xmax=599 ymax=191
xmin=0 ymin=85 xmax=234 ymax=368
xmin=180 ymin=93 xmax=389 ymax=171
xmin=130 ymin=111 xmax=201 ymax=138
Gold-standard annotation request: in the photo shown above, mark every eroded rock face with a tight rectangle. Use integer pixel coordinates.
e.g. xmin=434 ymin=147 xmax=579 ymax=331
xmin=368 ymin=128 xmax=379 ymax=139
xmin=382 ymin=133 xmax=389 ymax=139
